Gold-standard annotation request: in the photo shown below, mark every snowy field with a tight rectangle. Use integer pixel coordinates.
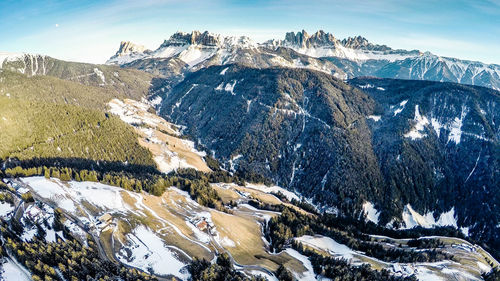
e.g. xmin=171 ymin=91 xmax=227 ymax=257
xmin=117 ymin=226 xmax=189 ymax=279
xmin=294 ymin=234 xmax=491 ymax=281
xmin=108 ymin=98 xmax=210 ymax=173
xmin=0 ymin=202 xmax=14 ymax=218
xmin=245 ymin=183 xmax=300 ymax=202
xmin=0 ymin=258 xmax=31 ymax=281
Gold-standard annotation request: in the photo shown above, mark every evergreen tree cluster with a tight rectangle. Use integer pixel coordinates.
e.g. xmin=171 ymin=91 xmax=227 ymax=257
xmin=267 ymin=207 xmax=454 ymax=263
xmin=188 ymin=253 xmax=266 ymax=281
xmin=293 ymin=241 xmax=418 ymax=281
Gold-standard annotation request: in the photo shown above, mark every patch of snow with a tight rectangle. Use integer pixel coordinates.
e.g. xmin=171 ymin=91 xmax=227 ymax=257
xmin=393 ymin=100 xmax=408 ymax=116
xmin=177 ymin=45 xmax=217 ymax=67
xmin=436 ymin=207 xmax=457 ymax=228
xmin=67 ymin=181 xmax=127 ymax=211
xmin=402 ymin=204 xmax=436 ymax=229
xmin=117 ymin=225 xmax=188 ymax=278
xmin=430 ymin=118 xmax=443 ymax=137
xmin=0 ymin=202 xmax=14 ymax=218
xmin=404 ymin=105 xmax=429 ymax=140
xmin=224 ymin=80 xmax=237 ymax=96
xmin=245 ymin=183 xmax=299 ymax=201
xmin=460 ymin=227 xmax=470 ymax=237
xmin=153 ymin=45 xmax=188 ymax=59
xmin=185 ymin=221 xmax=211 ymax=244
xmin=0 ymin=52 xmax=25 ymax=69
xmin=220 ymin=67 xmax=229 ymax=75
xmin=0 ymin=258 xmax=31 ymax=281
xmin=20 ymin=177 xmax=77 ymax=213
xmin=283 ymin=249 xmax=316 ymax=281
xmin=476 ymin=261 xmax=491 ymax=273
xmin=45 ymin=228 xmax=64 ymax=243
xmin=21 ymin=228 xmax=37 ymax=241
xmin=367 ymin=115 xmax=381 ymax=122
xmin=93 ymin=68 xmax=106 ymax=84
xmin=286 ymin=44 xmax=417 ymax=62
xmin=362 ymin=201 xmax=380 ymax=224
xmin=295 ymin=235 xmax=354 ymax=259
xmin=414 ymin=267 xmax=445 ymax=281
xmin=402 ymin=204 xmax=458 ymax=229
xmin=20 ymin=177 xmax=128 ymax=213
xmin=150 ymin=96 xmax=162 ymax=106
xmin=214 ymin=234 xmax=236 ymax=247
xmin=447 ymin=105 xmax=468 ymax=144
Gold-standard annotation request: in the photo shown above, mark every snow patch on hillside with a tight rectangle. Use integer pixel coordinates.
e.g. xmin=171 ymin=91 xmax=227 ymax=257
xmin=393 ymin=100 xmax=408 ymax=116
xmin=93 ymin=68 xmax=106 ymax=85
xmin=177 ymin=45 xmax=217 ymax=67
xmin=117 ymin=225 xmax=188 ymax=278
xmin=283 ymin=249 xmax=316 ymax=281
xmin=0 ymin=202 xmax=14 ymax=218
xmin=295 ymin=235 xmax=354 ymax=259
xmin=245 ymin=183 xmax=299 ymax=201
xmin=402 ymin=204 xmax=458 ymax=229
xmin=367 ymin=115 xmax=381 ymax=122
xmin=404 ymin=105 xmax=429 ymax=140
xmin=0 ymin=258 xmax=31 ymax=281
xmin=362 ymin=201 xmax=380 ymax=224
xmin=20 ymin=177 xmax=128 ymax=215
xmin=220 ymin=67 xmax=229 ymax=75
xmin=0 ymin=52 xmax=25 ymax=68
xmin=447 ymin=105 xmax=468 ymax=144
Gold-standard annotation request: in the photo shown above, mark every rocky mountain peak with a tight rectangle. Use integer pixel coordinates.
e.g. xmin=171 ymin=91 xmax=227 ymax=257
xmin=284 ymin=30 xmax=339 ymax=48
xmin=114 ymin=41 xmax=149 ymax=57
xmin=161 ymin=30 xmax=222 ymax=47
xmin=340 ymin=36 xmax=392 ymax=51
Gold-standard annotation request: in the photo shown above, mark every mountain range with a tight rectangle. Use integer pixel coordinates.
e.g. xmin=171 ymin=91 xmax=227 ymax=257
xmin=106 ymin=30 xmax=500 ymax=90
xmin=0 ymin=29 xmax=499 ymax=281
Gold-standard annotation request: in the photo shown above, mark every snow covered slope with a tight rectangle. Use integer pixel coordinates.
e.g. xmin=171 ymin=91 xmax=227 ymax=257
xmin=108 ymin=98 xmax=211 ymax=173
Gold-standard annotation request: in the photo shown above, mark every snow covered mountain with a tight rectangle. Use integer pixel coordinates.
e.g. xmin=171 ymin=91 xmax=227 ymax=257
xmin=106 ymin=31 xmax=346 ymax=78
xmin=263 ymin=30 xmax=420 ymax=62
xmin=107 ymin=30 xmax=500 ymax=90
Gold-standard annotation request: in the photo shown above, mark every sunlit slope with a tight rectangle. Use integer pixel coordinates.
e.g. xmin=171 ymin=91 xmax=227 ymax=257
xmin=0 ymin=70 xmax=154 ymax=166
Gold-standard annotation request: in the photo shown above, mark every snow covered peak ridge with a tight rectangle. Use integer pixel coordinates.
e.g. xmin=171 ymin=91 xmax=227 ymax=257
xmin=114 ymin=41 xmax=150 ymax=57
xmin=0 ymin=52 xmax=51 ymax=76
xmin=161 ymin=30 xmax=222 ymax=47
xmin=106 ymin=41 xmax=152 ymax=65
xmin=262 ymin=30 xmax=421 ymax=62
xmin=0 ymin=52 xmax=33 ymax=68
xmin=106 ymin=30 xmax=259 ymax=66
xmin=158 ymin=30 xmax=257 ymax=49
xmin=283 ymin=29 xmax=339 ymax=48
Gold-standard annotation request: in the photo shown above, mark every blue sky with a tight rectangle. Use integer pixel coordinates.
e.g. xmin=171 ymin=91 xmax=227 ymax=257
xmin=1 ymin=0 xmax=499 ymax=64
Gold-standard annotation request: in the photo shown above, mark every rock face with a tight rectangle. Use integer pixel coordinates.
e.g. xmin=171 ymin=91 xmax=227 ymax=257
xmin=162 ymin=31 xmax=222 ymax=47
xmin=107 ymin=30 xmax=500 ymax=90
xmin=284 ymin=30 xmax=338 ymax=48
xmin=157 ymin=65 xmax=499 ymax=253
xmin=114 ymin=41 xmax=149 ymax=57
xmin=341 ymin=36 xmax=391 ymax=51
xmin=106 ymin=30 xmax=346 ymax=79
